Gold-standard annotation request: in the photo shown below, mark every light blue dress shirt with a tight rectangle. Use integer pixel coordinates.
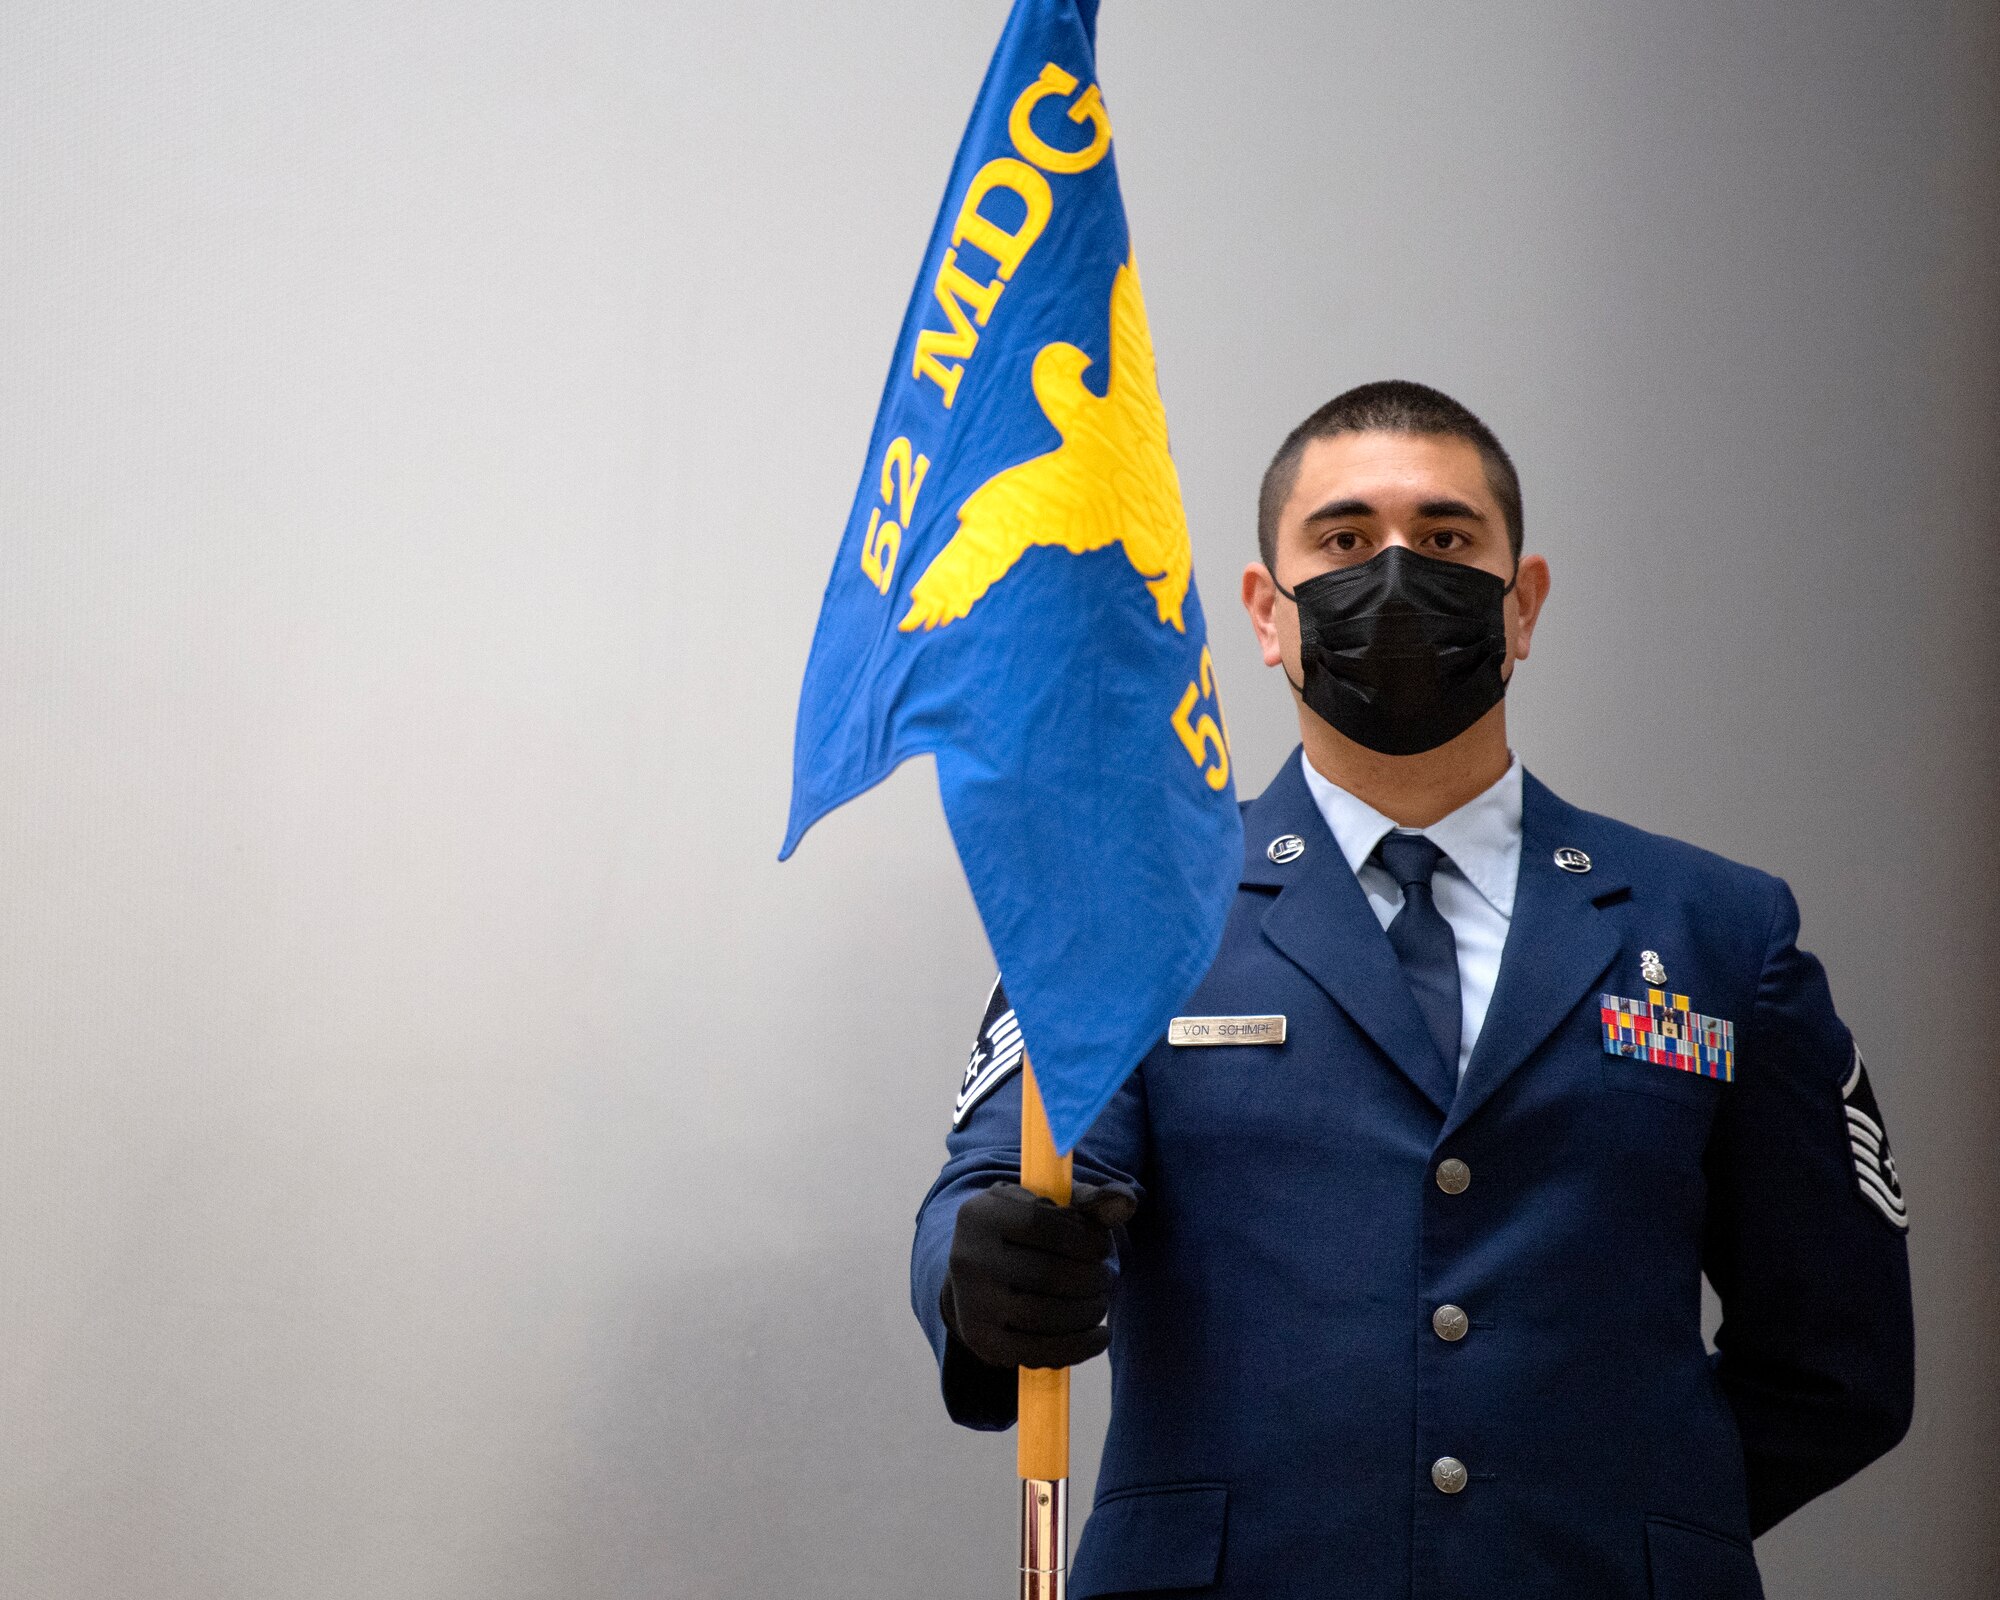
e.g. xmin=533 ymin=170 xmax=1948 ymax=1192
xmin=1298 ymin=750 xmax=1523 ymax=1079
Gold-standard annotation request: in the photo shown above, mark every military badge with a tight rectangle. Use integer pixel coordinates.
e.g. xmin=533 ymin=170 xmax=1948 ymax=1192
xmin=1599 ymin=989 xmax=1735 ymax=1082
xmin=1843 ymin=1045 xmax=1907 ymax=1230
xmin=954 ymin=979 xmax=1027 ymax=1127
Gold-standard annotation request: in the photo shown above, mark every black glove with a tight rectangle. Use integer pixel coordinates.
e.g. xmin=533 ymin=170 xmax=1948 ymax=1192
xmin=941 ymin=1179 xmax=1139 ymax=1370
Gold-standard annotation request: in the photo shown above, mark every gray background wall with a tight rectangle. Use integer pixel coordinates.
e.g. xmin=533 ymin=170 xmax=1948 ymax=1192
xmin=2 ymin=1 xmax=1994 ymax=1595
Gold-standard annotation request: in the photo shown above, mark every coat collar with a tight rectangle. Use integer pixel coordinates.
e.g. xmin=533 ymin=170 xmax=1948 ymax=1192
xmin=1245 ymin=752 xmax=1460 ymax=1115
xmin=1241 ymin=752 xmax=1629 ymax=1128
xmin=1444 ymin=770 xmax=1627 ymax=1133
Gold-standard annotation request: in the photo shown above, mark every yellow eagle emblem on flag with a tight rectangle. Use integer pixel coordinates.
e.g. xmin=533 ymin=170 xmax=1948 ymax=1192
xmin=899 ymin=256 xmax=1193 ymax=634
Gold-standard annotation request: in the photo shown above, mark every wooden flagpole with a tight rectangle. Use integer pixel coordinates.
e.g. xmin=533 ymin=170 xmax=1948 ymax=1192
xmin=1017 ymin=1056 xmax=1072 ymax=1599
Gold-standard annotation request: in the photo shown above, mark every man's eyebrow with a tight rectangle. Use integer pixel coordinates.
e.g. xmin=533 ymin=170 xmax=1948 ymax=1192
xmin=1416 ymin=499 xmax=1488 ymax=523
xmin=1302 ymin=498 xmax=1375 ymax=523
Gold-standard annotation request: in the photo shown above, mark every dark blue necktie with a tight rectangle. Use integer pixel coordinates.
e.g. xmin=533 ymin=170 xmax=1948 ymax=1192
xmin=1375 ymin=833 xmax=1463 ymax=1083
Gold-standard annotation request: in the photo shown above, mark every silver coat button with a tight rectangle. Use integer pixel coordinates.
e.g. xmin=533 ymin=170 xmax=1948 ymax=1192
xmin=1431 ymin=1456 xmax=1469 ymax=1494
xmin=1432 ymin=1304 xmax=1469 ymax=1342
xmin=1435 ymin=1158 xmax=1471 ymax=1195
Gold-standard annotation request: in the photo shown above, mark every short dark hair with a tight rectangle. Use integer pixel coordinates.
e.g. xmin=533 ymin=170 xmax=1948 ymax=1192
xmin=1256 ymin=380 xmax=1522 ymax=568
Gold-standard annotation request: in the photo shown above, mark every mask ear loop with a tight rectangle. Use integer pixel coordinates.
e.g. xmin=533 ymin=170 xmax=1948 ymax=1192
xmin=1265 ymin=565 xmax=1310 ymax=698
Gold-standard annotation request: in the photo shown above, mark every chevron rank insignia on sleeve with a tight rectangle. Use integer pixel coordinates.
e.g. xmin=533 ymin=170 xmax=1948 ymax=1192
xmin=953 ymin=978 xmax=1026 ymax=1127
xmin=1843 ymin=1045 xmax=1908 ymax=1231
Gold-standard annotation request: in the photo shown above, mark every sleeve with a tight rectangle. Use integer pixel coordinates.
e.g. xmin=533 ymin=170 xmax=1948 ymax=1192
xmin=1702 ymin=879 xmax=1915 ymax=1535
xmin=908 ymin=979 xmax=1151 ymax=1430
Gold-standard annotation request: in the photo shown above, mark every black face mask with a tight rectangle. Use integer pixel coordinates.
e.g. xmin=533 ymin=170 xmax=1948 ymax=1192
xmin=1274 ymin=545 xmax=1514 ymax=756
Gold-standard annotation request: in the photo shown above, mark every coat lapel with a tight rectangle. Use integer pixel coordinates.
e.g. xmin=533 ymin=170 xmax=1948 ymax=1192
xmin=1445 ymin=771 xmax=1625 ymax=1134
xmin=1247 ymin=754 xmax=1459 ymax=1117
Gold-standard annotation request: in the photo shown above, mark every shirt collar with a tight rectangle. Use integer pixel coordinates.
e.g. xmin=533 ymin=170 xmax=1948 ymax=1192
xmin=1298 ymin=749 xmax=1523 ymax=919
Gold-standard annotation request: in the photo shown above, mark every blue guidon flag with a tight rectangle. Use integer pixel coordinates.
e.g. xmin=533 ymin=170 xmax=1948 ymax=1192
xmin=781 ymin=0 xmax=1241 ymax=1153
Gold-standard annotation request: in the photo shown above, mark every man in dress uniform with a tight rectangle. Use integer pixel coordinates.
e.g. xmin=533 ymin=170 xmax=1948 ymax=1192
xmin=911 ymin=381 xmax=1914 ymax=1599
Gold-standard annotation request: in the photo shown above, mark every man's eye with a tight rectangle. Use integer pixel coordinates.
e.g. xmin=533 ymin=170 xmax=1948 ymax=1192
xmin=1330 ymin=531 xmax=1361 ymax=551
xmin=1431 ymin=530 xmax=1465 ymax=551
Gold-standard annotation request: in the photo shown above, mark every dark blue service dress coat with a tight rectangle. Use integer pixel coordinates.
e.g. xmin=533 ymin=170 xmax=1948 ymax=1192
xmin=911 ymin=754 xmax=1914 ymax=1600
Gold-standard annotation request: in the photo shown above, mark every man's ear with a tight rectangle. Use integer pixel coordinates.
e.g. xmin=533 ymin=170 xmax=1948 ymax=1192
xmin=1242 ymin=562 xmax=1285 ymax=667
xmin=1509 ymin=554 xmax=1552 ymax=661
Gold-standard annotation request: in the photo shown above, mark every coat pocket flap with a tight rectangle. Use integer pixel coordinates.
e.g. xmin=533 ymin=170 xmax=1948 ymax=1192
xmin=1645 ymin=1516 xmax=1763 ymax=1599
xmin=1072 ymin=1483 xmax=1228 ymax=1596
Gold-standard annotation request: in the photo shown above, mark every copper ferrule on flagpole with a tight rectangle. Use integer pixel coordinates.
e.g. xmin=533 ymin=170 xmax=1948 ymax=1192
xmin=1020 ymin=1476 xmax=1069 ymax=1600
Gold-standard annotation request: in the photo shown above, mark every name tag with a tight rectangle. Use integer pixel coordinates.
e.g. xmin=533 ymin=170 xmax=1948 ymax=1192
xmin=1169 ymin=1015 xmax=1287 ymax=1047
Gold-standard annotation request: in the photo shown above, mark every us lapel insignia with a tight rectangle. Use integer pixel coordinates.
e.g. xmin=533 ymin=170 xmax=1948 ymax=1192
xmin=1599 ymin=988 xmax=1735 ymax=1082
